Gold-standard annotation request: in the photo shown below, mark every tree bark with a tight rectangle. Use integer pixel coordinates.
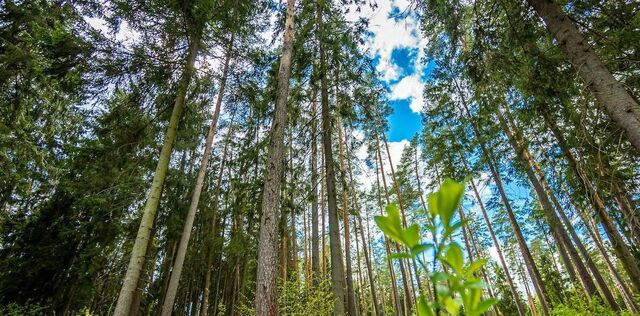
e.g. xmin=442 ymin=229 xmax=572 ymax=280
xmin=526 ymin=0 xmax=640 ymax=151
xmin=461 ymin=158 xmax=526 ymax=316
xmin=496 ymin=109 xmax=599 ymax=299
xmin=200 ymin=107 xmax=237 ymax=316
xmin=380 ymin=132 xmax=423 ymax=308
xmin=455 ymin=85 xmax=551 ymax=315
xmin=542 ymin=109 xmax=640 ymax=292
xmin=337 ymin=119 xmax=358 ymax=316
xmin=311 ymin=90 xmax=320 ymax=279
xmin=375 ymin=154 xmax=401 ymax=316
xmin=254 ymin=0 xmax=296 ymax=314
xmin=161 ymin=35 xmax=233 ymax=316
xmin=345 ymin=125 xmax=382 ymax=316
xmin=317 ymin=2 xmax=346 ymax=313
xmin=376 ymin=140 xmax=411 ymax=315
xmin=556 ymin=169 xmax=637 ymax=312
xmin=113 ymin=34 xmax=199 ymax=316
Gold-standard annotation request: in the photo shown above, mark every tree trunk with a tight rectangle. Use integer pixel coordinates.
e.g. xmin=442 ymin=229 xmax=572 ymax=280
xmin=505 ymin=109 xmax=619 ymax=307
xmin=526 ymin=0 xmax=640 ymax=151
xmin=460 ymin=158 xmax=525 ymax=316
xmin=376 ymin=140 xmax=412 ymax=315
xmin=380 ymin=132 xmax=422 ymax=303
xmin=481 ymin=131 xmax=551 ymax=315
xmin=201 ymin=108 xmax=237 ymax=316
xmin=375 ymin=154 xmax=401 ymax=316
xmin=345 ymin=126 xmax=382 ymax=316
xmin=254 ymin=0 xmax=296 ymax=314
xmin=322 ymin=148 xmax=327 ymax=275
xmin=113 ymin=34 xmax=200 ymax=316
xmin=161 ymin=35 xmax=233 ymax=316
xmin=542 ymin=110 xmax=640 ymax=292
xmin=455 ymin=85 xmax=551 ymax=315
xmin=311 ymin=90 xmax=320 ymax=279
xmin=496 ymin=109 xmax=599 ymax=299
xmin=337 ymin=118 xmax=358 ymax=316
xmin=411 ymin=147 xmax=436 ymax=301
xmin=303 ymin=201 xmax=310 ymax=282
xmin=130 ymin=226 xmax=157 ymax=316
xmin=558 ymin=172 xmax=638 ymax=312
xmin=317 ymin=3 xmax=346 ymax=314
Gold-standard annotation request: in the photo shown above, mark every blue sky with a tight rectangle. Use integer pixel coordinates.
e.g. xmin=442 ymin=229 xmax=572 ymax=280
xmin=385 ymin=46 xmax=435 ymax=141
xmin=347 ymin=1 xmax=434 ymax=144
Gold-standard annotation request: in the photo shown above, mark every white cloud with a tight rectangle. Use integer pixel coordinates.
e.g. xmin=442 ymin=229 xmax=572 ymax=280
xmin=345 ymin=0 xmax=425 ymax=85
xmin=390 ymin=74 xmax=425 ymax=112
xmin=385 ymin=140 xmax=410 ymax=169
xmin=84 ymin=17 xmax=139 ymax=48
xmin=352 ymin=138 xmax=409 ymax=192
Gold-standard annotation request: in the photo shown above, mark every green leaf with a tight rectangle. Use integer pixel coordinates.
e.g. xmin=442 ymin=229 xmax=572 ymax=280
xmin=436 ymin=178 xmax=465 ymax=227
xmin=385 ymin=203 xmax=402 ymax=228
xmin=428 ymin=192 xmax=439 ymax=218
xmin=417 ymin=295 xmax=435 ymax=316
xmin=443 ymin=243 xmax=464 ymax=272
xmin=474 ymin=298 xmax=498 ymax=316
xmin=411 ymin=243 xmax=434 ymax=256
xmin=374 ymin=214 xmax=402 ymax=245
xmin=462 ymin=279 xmax=486 ymax=289
xmin=401 ymin=223 xmax=421 ymax=248
xmin=430 ymin=271 xmax=450 ymax=282
xmin=390 ymin=252 xmax=413 ymax=260
xmin=443 ymin=296 xmax=461 ymax=316
xmin=462 ymin=288 xmax=483 ymax=316
xmin=465 ymin=259 xmax=486 ymax=277
xmin=374 ymin=216 xmax=395 ymax=240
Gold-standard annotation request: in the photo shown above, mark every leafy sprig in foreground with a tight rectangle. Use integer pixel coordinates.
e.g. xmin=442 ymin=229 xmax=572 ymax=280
xmin=376 ymin=178 xmax=497 ymax=316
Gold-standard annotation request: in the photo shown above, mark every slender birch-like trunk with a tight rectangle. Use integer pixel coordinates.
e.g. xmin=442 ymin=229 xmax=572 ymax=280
xmin=497 ymin=109 xmax=599 ymax=300
xmin=113 ymin=34 xmax=200 ymax=316
xmin=458 ymin=101 xmax=551 ymax=314
xmin=337 ymin=118 xmax=358 ymax=316
xmin=161 ymin=35 xmax=234 ymax=316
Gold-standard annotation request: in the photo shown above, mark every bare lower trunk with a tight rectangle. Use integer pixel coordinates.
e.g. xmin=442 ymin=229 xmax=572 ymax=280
xmin=337 ymin=119 xmax=358 ymax=316
xmin=311 ymin=91 xmax=320 ymax=279
xmin=375 ymin=156 xmax=401 ymax=316
xmin=376 ymin=141 xmax=410 ymax=315
xmin=460 ymin=159 xmax=525 ymax=316
xmin=345 ymin=127 xmax=382 ymax=316
xmin=558 ymin=177 xmax=638 ymax=312
xmin=542 ymin=110 xmax=640 ymax=292
xmin=254 ymin=0 xmax=296 ymax=314
xmin=113 ymin=35 xmax=199 ymax=316
xmin=131 ymin=227 xmax=157 ymax=316
xmin=317 ymin=4 xmax=346 ymax=313
xmin=381 ymin=132 xmax=421 ymax=306
xmin=497 ymin=109 xmax=599 ymax=299
xmin=161 ymin=35 xmax=233 ymax=316
xmin=201 ymin=109 xmax=237 ymax=316
xmin=526 ymin=0 xmax=640 ymax=151
xmin=469 ymin=122 xmax=551 ymax=315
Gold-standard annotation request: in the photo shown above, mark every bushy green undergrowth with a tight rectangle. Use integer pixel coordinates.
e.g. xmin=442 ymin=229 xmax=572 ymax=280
xmin=0 ymin=303 xmax=47 ymax=316
xmin=550 ymin=298 xmax=636 ymax=316
xmin=238 ymin=277 xmax=333 ymax=315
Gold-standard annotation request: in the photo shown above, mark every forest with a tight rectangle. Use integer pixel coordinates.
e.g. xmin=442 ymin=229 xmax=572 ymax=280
xmin=1 ymin=0 xmax=640 ymax=315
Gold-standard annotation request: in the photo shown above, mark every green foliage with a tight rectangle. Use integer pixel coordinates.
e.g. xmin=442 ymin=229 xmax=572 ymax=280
xmin=0 ymin=303 xmax=47 ymax=316
xmin=376 ymin=178 xmax=497 ymax=316
xmin=550 ymin=298 xmax=636 ymax=316
xmin=237 ymin=278 xmax=334 ymax=316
